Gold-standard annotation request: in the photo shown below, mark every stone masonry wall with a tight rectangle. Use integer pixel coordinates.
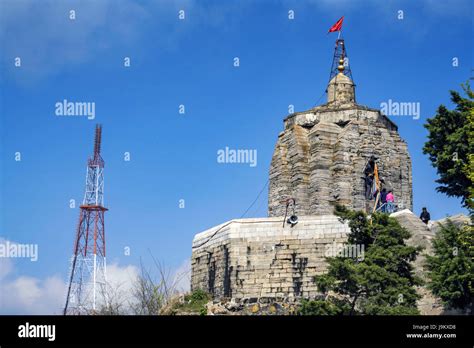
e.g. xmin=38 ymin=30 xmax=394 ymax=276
xmin=268 ymin=105 xmax=413 ymax=217
xmin=191 ymin=211 xmax=468 ymax=315
xmin=191 ymin=216 xmax=350 ymax=300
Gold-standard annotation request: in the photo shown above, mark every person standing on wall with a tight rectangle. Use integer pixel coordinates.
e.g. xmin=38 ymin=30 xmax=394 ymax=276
xmin=380 ymin=188 xmax=388 ymax=212
xmin=420 ymin=207 xmax=431 ymax=224
xmin=386 ymin=190 xmax=395 ymax=213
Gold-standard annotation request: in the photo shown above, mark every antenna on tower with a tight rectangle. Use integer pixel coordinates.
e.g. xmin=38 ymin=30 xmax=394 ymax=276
xmin=90 ymin=124 xmax=104 ymax=167
xmin=64 ymin=125 xmax=108 ymax=315
xmin=94 ymin=124 xmax=102 ymax=159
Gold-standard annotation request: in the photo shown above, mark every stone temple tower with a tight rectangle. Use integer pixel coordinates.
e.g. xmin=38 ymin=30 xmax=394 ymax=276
xmin=191 ymin=38 xmax=418 ymax=309
xmin=268 ymin=40 xmax=412 ymax=217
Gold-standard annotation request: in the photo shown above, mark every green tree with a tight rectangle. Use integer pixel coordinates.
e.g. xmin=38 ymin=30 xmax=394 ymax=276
xmin=426 ymin=220 xmax=474 ymax=311
xmin=298 ymin=299 xmax=347 ymax=315
xmin=303 ymin=205 xmax=422 ymax=315
xmin=423 ymin=82 xmax=474 ymax=209
xmin=467 ymin=107 xmax=474 ymax=211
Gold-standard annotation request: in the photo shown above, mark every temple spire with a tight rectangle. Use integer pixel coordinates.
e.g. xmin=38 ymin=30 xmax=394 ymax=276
xmin=326 ymin=38 xmax=355 ymax=105
xmin=329 ymin=38 xmax=353 ymax=81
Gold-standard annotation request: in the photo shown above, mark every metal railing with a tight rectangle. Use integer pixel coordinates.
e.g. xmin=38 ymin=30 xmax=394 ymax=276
xmin=374 ymin=202 xmax=397 ymax=214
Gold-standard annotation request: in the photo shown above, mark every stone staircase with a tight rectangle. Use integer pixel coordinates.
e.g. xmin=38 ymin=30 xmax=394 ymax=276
xmin=389 ymin=209 xmax=474 ymax=315
xmin=390 ymin=209 xmax=442 ymax=314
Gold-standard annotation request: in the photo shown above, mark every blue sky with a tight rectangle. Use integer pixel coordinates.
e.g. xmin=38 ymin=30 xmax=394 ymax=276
xmin=0 ymin=0 xmax=472 ymax=313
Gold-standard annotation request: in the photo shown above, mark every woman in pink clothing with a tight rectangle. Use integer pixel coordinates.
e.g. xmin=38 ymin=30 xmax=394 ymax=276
xmin=386 ymin=190 xmax=395 ymax=213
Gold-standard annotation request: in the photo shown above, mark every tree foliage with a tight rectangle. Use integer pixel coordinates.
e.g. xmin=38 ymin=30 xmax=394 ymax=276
xmin=423 ymin=82 xmax=474 ymax=209
xmin=301 ymin=205 xmax=422 ymax=315
xmin=132 ymin=259 xmax=186 ymax=315
xmin=298 ymin=299 xmax=347 ymax=315
xmin=426 ymin=220 xmax=474 ymax=311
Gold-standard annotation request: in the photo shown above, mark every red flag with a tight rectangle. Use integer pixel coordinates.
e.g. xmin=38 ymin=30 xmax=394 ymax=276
xmin=328 ymin=16 xmax=344 ymax=33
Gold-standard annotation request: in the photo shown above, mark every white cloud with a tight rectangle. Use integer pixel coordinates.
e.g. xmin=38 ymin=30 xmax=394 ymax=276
xmin=0 ymin=0 xmax=172 ymax=83
xmin=171 ymin=258 xmax=191 ymax=293
xmin=0 ymin=237 xmax=141 ymax=314
xmin=0 ymin=262 xmax=142 ymax=314
xmin=0 ymin=238 xmax=68 ymax=314
xmin=102 ymin=262 xmax=140 ymax=308
xmin=0 ymin=236 xmax=190 ymax=314
xmin=300 ymin=0 xmax=471 ymax=17
xmin=1 ymin=0 xmax=469 ymax=85
xmin=0 ymin=271 xmax=67 ymax=315
xmin=0 ymin=0 xmax=258 ymax=85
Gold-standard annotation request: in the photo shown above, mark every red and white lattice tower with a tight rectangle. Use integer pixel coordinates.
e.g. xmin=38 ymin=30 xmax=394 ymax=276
xmin=64 ymin=125 xmax=108 ymax=315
